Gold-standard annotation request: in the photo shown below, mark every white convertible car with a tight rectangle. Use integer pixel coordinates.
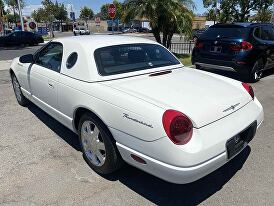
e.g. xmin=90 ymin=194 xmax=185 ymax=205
xmin=10 ymin=35 xmax=263 ymax=184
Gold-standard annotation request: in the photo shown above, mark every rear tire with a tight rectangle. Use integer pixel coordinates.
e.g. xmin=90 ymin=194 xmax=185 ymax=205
xmin=11 ymin=74 xmax=29 ymax=106
xmin=78 ymin=113 xmax=123 ymax=174
xmin=249 ymin=59 xmax=264 ymax=82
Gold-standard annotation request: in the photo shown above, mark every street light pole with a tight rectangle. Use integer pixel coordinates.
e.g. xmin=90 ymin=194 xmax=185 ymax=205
xmin=17 ymin=0 xmax=24 ymax=31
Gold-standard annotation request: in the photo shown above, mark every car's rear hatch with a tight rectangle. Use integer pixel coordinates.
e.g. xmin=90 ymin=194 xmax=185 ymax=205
xmin=197 ymin=25 xmax=251 ymax=61
xmin=103 ymin=68 xmax=252 ymax=128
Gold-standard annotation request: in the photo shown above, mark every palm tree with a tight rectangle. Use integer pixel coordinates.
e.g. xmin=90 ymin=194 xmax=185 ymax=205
xmin=124 ymin=0 xmax=194 ymax=48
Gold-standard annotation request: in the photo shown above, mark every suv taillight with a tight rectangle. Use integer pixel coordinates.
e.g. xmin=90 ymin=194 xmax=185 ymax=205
xmin=242 ymin=82 xmax=254 ymax=100
xmin=162 ymin=110 xmax=193 ymax=145
xmin=230 ymin=41 xmax=253 ymax=51
xmin=195 ymin=42 xmax=204 ymax=49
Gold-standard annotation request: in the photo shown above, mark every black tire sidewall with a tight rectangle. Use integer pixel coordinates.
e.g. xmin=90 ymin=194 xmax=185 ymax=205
xmin=78 ymin=113 xmax=122 ymax=174
xmin=11 ymin=74 xmax=28 ymax=106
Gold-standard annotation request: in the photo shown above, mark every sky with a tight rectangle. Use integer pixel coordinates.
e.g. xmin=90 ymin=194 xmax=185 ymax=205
xmin=20 ymin=0 xmax=207 ymax=17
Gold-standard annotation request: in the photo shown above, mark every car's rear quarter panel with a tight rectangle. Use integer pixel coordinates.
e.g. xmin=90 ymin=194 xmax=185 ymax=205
xmin=57 ymin=74 xmax=166 ymax=142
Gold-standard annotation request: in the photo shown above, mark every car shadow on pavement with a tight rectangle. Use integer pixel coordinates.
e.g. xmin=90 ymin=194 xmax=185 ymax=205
xmin=261 ymin=68 xmax=274 ymax=79
xmin=27 ymin=103 xmax=81 ymax=151
xmin=26 ymin=101 xmax=251 ymax=205
xmin=106 ymin=146 xmax=250 ymax=205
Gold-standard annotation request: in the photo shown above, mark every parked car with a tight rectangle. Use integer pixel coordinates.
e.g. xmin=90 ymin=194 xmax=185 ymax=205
xmin=0 ymin=31 xmax=44 ymax=46
xmin=139 ymin=27 xmax=150 ymax=33
xmin=73 ymin=26 xmax=90 ymax=35
xmin=122 ymin=27 xmax=137 ymax=33
xmin=192 ymin=23 xmax=274 ymax=82
xmin=10 ymin=36 xmax=263 ymax=184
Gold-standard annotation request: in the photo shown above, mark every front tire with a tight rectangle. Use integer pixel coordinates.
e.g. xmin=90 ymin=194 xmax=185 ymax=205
xmin=11 ymin=74 xmax=29 ymax=106
xmin=249 ymin=59 xmax=264 ymax=82
xmin=78 ymin=113 xmax=123 ymax=174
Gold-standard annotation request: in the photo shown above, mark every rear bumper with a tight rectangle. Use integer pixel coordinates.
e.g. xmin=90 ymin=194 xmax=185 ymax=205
xmin=192 ymin=56 xmax=253 ymax=74
xmin=117 ymin=142 xmax=228 ymax=184
xmin=117 ymin=120 xmax=262 ymax=184
xmin=115 ymin=98 xmax=263 ymax=184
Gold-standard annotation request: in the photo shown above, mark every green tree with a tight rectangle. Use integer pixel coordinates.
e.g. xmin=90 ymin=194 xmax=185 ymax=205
xmin=254 ymin=8 xmax=272 ymax=23
xmin=0 ymin=0 xmax=6 ymax=16
xmin=79 ymin=6 xmax=94 ymax=26
xmin=124 ymin=0 xmax=194 ymax=48
xmin=203 ymin=0 xmax=274 ymax=23
xmin=31 ymin=8 xmax=46 ymax=23
xmin=5 ymin=12 xmax=19 ymax=22
xmin=31 ymin=0 xmax=56 ymax=37
xmin=5 ymin=0 xmax=24 ymax=23
xmin=54 ymin=2 xmax=67 ymax=32
xmin=204 ymin=8 xmax=216 ymax=21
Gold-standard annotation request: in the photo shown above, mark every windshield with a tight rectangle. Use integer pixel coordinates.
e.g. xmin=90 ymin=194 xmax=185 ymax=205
xmin=94 ymin=44 xmax=180 ymax=76
xmin=202 ymin=27 xmax=250 ymax=39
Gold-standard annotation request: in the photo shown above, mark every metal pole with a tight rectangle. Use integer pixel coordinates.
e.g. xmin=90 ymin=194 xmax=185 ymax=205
xmin=17 ymin=0 xmax=24 ymax=31
xmin=112 ymin=18 xmax=114 ymax=34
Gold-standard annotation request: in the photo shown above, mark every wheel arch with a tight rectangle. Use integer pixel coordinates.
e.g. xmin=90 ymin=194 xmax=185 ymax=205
xmin=73 ymin=107 xmax=114 ymax=139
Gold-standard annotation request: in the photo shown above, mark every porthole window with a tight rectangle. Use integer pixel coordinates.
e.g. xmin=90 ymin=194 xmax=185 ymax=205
xmin=66 ymin=52 xmax=78 ymax=69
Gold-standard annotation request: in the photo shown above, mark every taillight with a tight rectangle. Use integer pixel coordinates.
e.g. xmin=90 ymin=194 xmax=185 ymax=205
xmin=241 ymin=41 xmax=253 ymax=50
xmin=195 ymin=42 xmax=204 ymax=49
xmin=242 ymin=82 xmax=254 ymax=100
xmin=162 ymin=110 xmax=193 ymax=145
xmin=230 ymin=41 xmax=253 ymax=51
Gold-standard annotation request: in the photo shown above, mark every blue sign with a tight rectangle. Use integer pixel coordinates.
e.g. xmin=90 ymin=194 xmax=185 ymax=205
xmin=70 ymin=12 xmax=75 ymax=21
xmin=37 ymin=27 xmax=49 ymax=35
xmin=107 ymin=19 xmax=121 ymax=27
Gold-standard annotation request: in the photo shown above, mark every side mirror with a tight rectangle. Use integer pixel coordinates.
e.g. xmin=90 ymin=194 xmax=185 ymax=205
xmin=19 ymin=54 xmax=34 ymax=63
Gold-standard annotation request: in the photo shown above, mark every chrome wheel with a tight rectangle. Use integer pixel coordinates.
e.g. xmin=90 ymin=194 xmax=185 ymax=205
xmin=12 ymin=76 xmax=22 ymax=102
xmin=252 ymin=60 xmax=264 ymax=82
xmin=80 ymin=121 xmax=106 ymax=167
xmin=254 ymin=69 xmax=263 ymax=81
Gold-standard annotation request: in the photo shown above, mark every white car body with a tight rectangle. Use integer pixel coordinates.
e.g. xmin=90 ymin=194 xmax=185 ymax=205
xmin=10 ymin=35 xmax=264 ymax=184
xmin=73 ymin=27 xmax=90 ymax=35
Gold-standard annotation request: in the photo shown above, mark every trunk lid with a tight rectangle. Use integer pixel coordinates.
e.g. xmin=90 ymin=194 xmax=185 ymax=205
xmin=103 ymin=68 xmax=251 ymax=128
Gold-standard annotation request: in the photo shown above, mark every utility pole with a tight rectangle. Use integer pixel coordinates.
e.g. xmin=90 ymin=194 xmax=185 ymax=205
xmin=17 ymin=0 xmax=24 ymax=31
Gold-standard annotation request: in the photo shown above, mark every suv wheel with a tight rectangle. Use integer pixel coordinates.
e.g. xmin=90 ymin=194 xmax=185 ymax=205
xmin=250 ymin=59 xmax=264 ymax=82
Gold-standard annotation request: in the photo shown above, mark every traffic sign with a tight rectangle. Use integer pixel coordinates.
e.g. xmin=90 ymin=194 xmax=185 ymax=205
xmin=108 ymin=4 xmax=116 ymax=19
xmin=29 ymin=22 xmax=37 ymax=30
xmin=95 ymin=17 xmax=101 ymax=25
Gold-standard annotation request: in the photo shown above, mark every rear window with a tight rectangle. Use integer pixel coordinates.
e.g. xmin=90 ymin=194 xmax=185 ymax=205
xmin=94 ymin=44 xmax=180 ymax=76
xmin=201 ymin=27 xmax=250 ymax=39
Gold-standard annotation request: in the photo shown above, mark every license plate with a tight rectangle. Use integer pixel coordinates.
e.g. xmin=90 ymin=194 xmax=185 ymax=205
xmin=210 ymin=46 xmax=222 ymax=53
xmin=226 ymin=121 xmax=257 ymax=159
xmin=226 ymin=134 xmax=245 ymax=159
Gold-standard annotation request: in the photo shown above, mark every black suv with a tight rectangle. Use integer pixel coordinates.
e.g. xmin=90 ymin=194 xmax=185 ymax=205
xmin=192 ymin=23 xmax=274 ymax=82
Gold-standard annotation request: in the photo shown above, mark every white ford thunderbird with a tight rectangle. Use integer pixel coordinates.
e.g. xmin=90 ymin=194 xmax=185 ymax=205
xmin=10 ymin=35 xmax=263 ymax=184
